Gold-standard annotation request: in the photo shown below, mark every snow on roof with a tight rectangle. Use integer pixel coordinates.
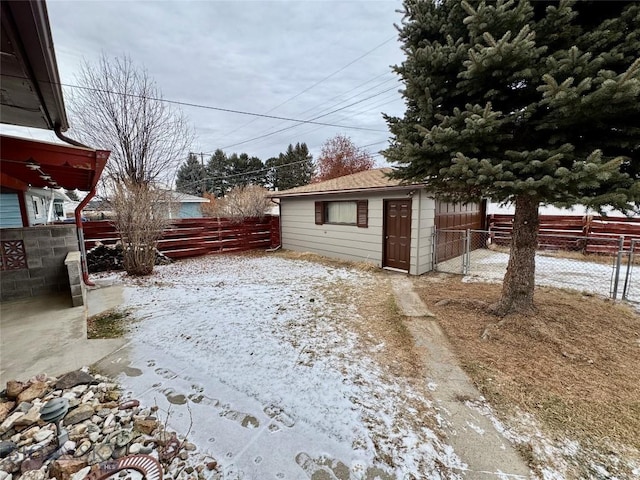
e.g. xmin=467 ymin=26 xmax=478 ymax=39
xmin=167 ymin=191 xmax=210 ymax=203
xmin=270 ymin=168 xmax=421 ymax=198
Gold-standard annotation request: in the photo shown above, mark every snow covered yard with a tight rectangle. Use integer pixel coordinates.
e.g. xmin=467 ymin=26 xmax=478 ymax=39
xmin=95 ymin=254 xmax=463 ymax=479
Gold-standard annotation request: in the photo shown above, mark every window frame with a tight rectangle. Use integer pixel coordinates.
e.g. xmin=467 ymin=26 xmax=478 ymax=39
xmin=315 ymin=200 xmax=368 ymax=228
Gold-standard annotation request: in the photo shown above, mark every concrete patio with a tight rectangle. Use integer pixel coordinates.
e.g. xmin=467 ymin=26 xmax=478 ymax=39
xmin=0 ymin=285 xmax=126 ymax=385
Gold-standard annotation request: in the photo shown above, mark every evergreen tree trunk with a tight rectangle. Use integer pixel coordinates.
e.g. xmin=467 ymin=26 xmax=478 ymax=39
xmin=492 ymin=195 xmax=539 ymax=316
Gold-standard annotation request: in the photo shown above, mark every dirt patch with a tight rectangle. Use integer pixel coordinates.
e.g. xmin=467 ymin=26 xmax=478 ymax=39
xmin=87 ymin=308 xmax=132 ymax=339
xmin=414 ymin=273 xmax=640 ymax=477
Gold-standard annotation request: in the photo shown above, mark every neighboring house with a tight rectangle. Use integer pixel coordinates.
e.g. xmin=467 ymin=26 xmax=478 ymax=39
xmin=0 ymin=0 xmax=110 ymax=303
xmin=26 ymin=187 xmax=71 ymax=225
xmin=270 ymin=168 xmax=484 ymax=274
xmin=166 ymin=191 xmax=210 ymax=219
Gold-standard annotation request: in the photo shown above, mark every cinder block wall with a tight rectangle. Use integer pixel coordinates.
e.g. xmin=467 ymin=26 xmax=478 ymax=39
xmin=0 ymin=225 xmax=79 ymax=301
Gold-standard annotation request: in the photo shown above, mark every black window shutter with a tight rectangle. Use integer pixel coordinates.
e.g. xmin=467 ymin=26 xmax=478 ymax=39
xmin=315 ymin=201 xmax=324 ymax=225
xmin=357 ymin=200 xmax=368 ymax=228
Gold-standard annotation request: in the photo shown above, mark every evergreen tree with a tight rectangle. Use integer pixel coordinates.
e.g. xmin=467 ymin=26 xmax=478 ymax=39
xmin=266 ymin=142 xmax=314 ymax=191
xmin=384 ymin=0 xmax=639 ymax=315
xmin=175 ymin=153 xmax=206 ymax=196
xmin=227 ymin=153 xmax=266 ymax=188
xmin=65 ymin=189 xmax=80 ymax=201
xmin=206 ymin=149 xmax=230 ymax=197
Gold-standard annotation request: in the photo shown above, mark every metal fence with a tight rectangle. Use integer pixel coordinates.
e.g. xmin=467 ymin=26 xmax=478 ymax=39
xmin=434 ymin=229 xmax=640 ymax=305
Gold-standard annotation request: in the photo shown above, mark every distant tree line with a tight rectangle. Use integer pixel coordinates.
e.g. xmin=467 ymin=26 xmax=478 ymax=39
xmin=175 ymin=143 xmax=314 ymax=197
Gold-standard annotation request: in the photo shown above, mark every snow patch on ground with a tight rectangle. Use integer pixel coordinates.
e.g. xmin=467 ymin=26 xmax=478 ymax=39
xmin=464 ymin=399 xmax=640 ymax=480
xmin=100 ymin=255 xmax=465 ymax=479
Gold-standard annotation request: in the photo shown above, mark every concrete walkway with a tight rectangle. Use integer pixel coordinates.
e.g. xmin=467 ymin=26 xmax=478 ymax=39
xmin=388 ymin=274 xmax=532 ymax=480
xmin=0 ymin=286 xmax=126 ymax=384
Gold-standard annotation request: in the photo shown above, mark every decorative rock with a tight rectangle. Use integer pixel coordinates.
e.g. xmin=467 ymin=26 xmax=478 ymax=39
xmin=96 ymin=409 xmax=111 ymax=418
xmin=80 ymin=391 xmax=94 ymax=403
xmin=0 ymin=440 xmax=17 ymax=458
xmin=0 ymin=451 xmax=24 ymax=473
xmin=88 ymin=432 xmax=100 ymax=443
xmin=51 ymin=457 xmax=88 ymax=480
xmin=72 ymin=384 xmax=89 ymax=394
xmin=103 ymin=413 xmax=115 ymax=427
xmin=102 ymin=427 xmax=114 ymax=435
xmin=128 ymin=442 xmax=142 ymax=454
xmin=64 ymin=404 xmax=94 ymax=426
xmin=15 ymin=401 xmax=33 ymax=413
xmin=74 ymin=440 xmax=91 ymax=457
xmin=114 ymin=429 xmax=134 ymax=447
xmin=112 ymin=446 xmax=126 ymax=459
xmin=19 ymin=467 xmax=47 ymax=480
xmin=0 ymin=401 xmax=15 ymax=423
xmin=87 ymin=443 xmax=113 ymax=465
xmin=0 ymin=411 xmax=24 ymax=433
xmin=118 ymin=399 xmax=140 ymax=410
xmin=206 ymin=461 xmax=218 ymax=471
xmin=183 ymin=442 xmax=196 ymax=451
xmin=6 ymin=380 xmax=28 ymax=399
xmin=90 ymin=415 xmax=102 ymax=424
xmin=71 ymin=466 xmax=91 ymax=480
xmin=16 ymin=382 xmax=48 ymax=404
xmin=14 ymin=407 xmax=40 ymax=427
xmin=0 ymin=471 xmax=10 ymax=480
xmin=178 ymin=451 xmax=189 ymax=461
xmin=33 ymin=429 xmax=54 ymax=443
xmin=134 ymin=418 xmax=158 ymax=435
xmin=55 ymin=371 xmax=95 ymax=390
xmin=70 ymin=424 xmax=88 ymax=437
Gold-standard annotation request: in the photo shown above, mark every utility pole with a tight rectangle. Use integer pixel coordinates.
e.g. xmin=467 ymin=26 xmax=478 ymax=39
xmin=200 ymin=152 xmax=206 ymax=196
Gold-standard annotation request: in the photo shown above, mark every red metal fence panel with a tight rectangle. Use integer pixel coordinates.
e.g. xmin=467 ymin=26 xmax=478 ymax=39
xmin=82 ymin=216 xmax=280 ymax=259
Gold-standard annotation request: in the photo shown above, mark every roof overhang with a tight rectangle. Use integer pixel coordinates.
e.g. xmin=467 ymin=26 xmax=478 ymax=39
xmin=0 ymin=134 xmax=109 ymax=192
xmin=0 ymin=0 xmax=68 ymax=131
xmin=269 ymin=184 xmax=421 ymax=199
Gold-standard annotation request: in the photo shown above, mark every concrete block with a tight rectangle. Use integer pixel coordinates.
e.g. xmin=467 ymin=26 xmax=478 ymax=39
xmin=23 ymin=238 xmax=39 ymax=249
xmin=0 ymin=269 xmax=30 ymax=281
xmin=37 ymin=238 xmax=52 ymax=248
xmin=51 ymin=238 xmax=67 ymax=248
xmin=71 ymin=294 xmax=84 ymax=307
xmin=23 ymin=229 xmax=51 ymax=240
xmin=65 ymin=237 xmax=80 ymax=248
xmin=42 ymin=256 xmax=64 ymax=268
xmin=15 ymin=278 xmax=44 ymax=290
xmin=0 ymin=280 xmax=16 ymax=291
xmin=54 ymin=246 xmax=72 ymax=257
xmin=0 ymin=229 xmax=24 ymax=241
xmin=27 ymin=257 xmax=43 ymax=269
xmin=52 ymin=227 xmax=76 ymax=237
xmin=70 ymin=284 xmax=82 ymax=297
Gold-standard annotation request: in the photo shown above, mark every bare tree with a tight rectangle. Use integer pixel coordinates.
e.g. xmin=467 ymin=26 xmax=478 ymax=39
xmin=68 ymin=54 xmax=192 ymax=186
xmin=111 ymin=181 xmax=172 ymax=276
xmin=202 ymin=185 xmax=270 ymax=221
xmin=315 ymin=134 xmax=375 ymax=182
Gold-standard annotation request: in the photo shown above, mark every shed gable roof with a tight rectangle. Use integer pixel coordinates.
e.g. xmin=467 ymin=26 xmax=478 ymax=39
xmin=271 ymin=168 xmax=420 ymax=198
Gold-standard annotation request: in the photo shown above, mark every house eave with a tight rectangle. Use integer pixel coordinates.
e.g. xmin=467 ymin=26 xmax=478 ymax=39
xmin=269 ymin=184 xmax=422 ymax=199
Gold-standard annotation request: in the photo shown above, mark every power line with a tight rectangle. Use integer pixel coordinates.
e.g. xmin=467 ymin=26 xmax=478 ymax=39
xmin=211 ymin=86 xmax=397 ymax=152
xmin=2 ymin=73 xmax=386 ymax=133
xmin=221 ymin=36 xmax=396 ymax=138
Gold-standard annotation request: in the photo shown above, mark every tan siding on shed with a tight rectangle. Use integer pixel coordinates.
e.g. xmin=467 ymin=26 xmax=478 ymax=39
xmin=280 ymin=189 xmax=435 ymax=274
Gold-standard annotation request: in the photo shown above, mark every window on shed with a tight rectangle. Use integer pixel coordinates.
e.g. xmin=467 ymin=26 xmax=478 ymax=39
xmin=314 ymin=200 xmax=368 ymax=227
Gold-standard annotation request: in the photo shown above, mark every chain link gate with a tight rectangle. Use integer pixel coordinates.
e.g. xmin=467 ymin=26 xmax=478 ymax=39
xmin=434 ymin=228 xmax=638 ymax=306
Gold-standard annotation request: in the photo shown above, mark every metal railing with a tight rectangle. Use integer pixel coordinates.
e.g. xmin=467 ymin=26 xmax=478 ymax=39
xmin=434 ymin=229 xmax=639 ymax=305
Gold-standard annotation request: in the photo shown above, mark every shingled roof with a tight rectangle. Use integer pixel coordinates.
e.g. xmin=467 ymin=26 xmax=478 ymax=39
xmin=270 ymin=168 xmax=420 ymax=197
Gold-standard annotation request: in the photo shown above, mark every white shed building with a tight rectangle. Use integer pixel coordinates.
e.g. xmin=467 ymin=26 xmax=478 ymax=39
xmin=271 ymin=168 xmax=485 ymax=274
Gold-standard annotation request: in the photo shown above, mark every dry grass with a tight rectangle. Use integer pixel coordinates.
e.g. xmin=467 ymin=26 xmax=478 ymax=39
xmin=87 ymin=308 xmax=132 ymax=339
xmin=414 ymin=274 xmax=640 ymax=470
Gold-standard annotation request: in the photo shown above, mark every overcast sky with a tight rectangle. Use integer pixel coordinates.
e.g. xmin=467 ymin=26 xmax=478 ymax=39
xmin=1 ymin=0 xmax=407 ymax=167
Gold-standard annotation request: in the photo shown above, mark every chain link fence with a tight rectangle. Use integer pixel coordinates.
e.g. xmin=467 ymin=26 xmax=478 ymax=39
xmin=434 ymin=229 xmax=640 ymax=305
